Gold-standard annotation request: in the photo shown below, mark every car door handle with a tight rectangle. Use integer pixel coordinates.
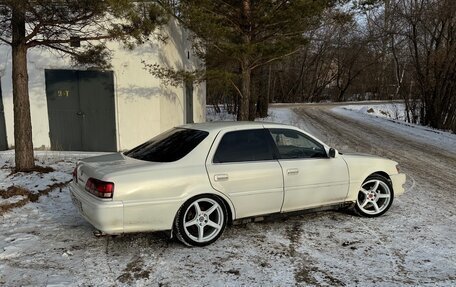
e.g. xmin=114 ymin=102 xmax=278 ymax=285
xmin=214 ymin=174 xmax=229 ymax=181
xmin=287 ymin=168 xmax=299 ymax=175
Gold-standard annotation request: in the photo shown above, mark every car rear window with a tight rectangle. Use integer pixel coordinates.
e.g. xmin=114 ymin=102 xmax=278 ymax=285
xmin=124 ymin=128 xmax=209 ymax=162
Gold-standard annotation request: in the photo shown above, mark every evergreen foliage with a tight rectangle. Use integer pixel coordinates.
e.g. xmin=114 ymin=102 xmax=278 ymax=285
xmin=154 ymin=0 xmax=335 ymax=120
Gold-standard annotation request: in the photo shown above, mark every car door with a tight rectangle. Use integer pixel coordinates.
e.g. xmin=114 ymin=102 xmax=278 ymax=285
xmin=205 ymin=128 xmax=284 ymax=219
xmin=268 ymin=128 xmax=349 ymax=212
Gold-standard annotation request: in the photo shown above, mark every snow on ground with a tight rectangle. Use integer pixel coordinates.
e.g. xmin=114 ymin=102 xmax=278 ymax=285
xmin=1 ymin=152 xmax=80 ymax=192
xmin=333 ymin=104 xmax=456 ymax=154
xmin=0 ymin=104 xmax=455 ymax=286
xmin=340 ymin=103 xmax=409 ymax=121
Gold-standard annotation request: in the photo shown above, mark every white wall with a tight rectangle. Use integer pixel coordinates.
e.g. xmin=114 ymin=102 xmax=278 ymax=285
xmin=0 ymin=47 xmax=56 ymax=149
xmin=157 ymin=19 xmax=206 ymax=134
xmin=0 ymin=19 xmax=205 ymax=151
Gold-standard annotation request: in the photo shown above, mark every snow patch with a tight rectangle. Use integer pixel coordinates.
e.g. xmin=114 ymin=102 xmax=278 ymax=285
xmin=341 ymin=103 xmax=409 ymax=121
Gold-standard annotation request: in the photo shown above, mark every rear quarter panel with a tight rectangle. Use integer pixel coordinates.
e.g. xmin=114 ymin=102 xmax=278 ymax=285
xmin=105 ymin=164 xmax=235 ymax=233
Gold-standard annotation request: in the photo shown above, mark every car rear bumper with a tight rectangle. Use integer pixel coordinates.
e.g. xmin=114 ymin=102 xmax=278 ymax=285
xmin=69 ymin=181 xmax=124 ymax=234
xmin=390 ymin=173 xmax=406 ymax=196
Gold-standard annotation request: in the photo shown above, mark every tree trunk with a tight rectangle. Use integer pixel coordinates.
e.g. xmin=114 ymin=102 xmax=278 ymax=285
xmin=256 ymin=65 xmax=270 ymax=118
xmin=239 ymin=65 xmax=251 ymax=121
xmin=248 ymin=72 xmax=258 ymax=121
xmin=12 ymin=5 xmax=35 ymax=171
xmin=238 ymin=0 xmax=252 ymax=121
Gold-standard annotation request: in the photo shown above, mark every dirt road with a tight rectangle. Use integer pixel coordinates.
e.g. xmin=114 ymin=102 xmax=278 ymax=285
xmin=293 ymin=105 xmax=456 ymax=193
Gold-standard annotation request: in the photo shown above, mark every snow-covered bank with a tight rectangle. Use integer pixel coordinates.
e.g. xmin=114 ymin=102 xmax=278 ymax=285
xmin=339 ymin=103 xmax=410 ymax=122
xmin=333 ymin=105 xmax=456 ymax=154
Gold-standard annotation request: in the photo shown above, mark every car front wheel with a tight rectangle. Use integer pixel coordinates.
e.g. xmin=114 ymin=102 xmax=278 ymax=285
xmin=355 ymin=175 xmax=394 ymax=217
xmin=174 ymin=195 xmax=228 ymax=247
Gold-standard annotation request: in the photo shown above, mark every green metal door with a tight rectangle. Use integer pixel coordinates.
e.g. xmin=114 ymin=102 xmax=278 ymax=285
xmin=45 ymin=70 xmax=82 ymax=150
xmin=78 ymin=71 xmax=117 ymax=151
xmin=45 ymin=70 xmax=117 ymax=151
xmin=0 ymin=81 xmax=8 ymax=150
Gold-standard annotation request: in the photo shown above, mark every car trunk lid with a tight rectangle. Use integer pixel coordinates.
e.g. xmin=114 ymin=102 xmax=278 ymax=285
xmin=74 ymin=153 xmax=154 ymax=189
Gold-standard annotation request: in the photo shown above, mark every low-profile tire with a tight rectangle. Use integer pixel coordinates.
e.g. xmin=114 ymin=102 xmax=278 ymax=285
xmin=174 ymin=195 xmax=228 ymax=247
xmin=354 ymin=174 xmax=394 ymax=217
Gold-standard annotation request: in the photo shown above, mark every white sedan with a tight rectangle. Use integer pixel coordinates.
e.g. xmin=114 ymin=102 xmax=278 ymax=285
xmin=69 ymin=122 xmax=406 ymax=246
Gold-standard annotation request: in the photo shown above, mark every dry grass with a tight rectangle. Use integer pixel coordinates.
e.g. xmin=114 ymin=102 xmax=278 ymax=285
xmin=3 ymin=165 xmax=56 ymax=178
xmin=0 ymin=181 xmax=71 ymax=215
xmin=12 ymin=165 xmax=55 ymax=174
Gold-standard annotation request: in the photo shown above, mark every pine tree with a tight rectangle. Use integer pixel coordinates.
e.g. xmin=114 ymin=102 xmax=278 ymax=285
xmin=0 ymin=0 xmax=166 ymax=171
xmin=157 ymin=0 xmax=334 ymax=120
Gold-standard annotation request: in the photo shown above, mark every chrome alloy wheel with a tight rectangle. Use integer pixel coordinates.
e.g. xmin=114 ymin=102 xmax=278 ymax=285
xmin=357 ymin=179 xmax=392 ymax=215
xmin=183 ymin=198 xmax=224 ymax=243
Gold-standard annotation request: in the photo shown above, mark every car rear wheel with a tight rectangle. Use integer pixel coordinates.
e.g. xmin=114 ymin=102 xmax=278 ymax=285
xmin=355 ymin=175 xmax=394 ymax=217
xmin=174 ymin=195 xmax=228 ymax=247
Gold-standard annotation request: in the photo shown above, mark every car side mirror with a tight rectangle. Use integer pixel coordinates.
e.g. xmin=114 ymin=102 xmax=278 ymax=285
xmin=328 ymin=148 xmax=336 ymax=158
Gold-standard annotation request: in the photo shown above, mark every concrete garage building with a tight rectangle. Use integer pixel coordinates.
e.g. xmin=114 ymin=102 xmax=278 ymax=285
xmin=0 ymin=20 xmax=205 ymax=152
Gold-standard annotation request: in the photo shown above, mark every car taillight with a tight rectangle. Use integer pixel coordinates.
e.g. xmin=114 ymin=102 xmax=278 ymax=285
xmin=85 ymin=178 xmax=114 ymax=199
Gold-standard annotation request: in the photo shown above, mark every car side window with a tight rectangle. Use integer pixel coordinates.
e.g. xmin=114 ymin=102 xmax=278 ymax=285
xmin=213 ymin=129 xmax=276 ymax=163
xmin=269 ymin=128 xmax=327 ymax=159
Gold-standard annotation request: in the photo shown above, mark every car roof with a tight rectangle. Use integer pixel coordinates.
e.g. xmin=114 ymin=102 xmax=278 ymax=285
xmin=180 ymin=121 xmax=291 ymax=132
